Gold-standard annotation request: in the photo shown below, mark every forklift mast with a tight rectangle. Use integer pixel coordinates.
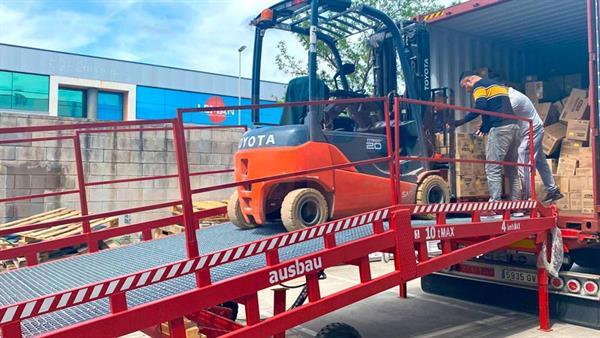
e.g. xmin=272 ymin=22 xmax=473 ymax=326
xmin=250 ymin=0 xmax=447 ymax=176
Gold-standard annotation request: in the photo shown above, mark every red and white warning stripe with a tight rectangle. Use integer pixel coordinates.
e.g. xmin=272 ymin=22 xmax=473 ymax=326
xmin=0 ymin=207 xmax=393 ymax=325
xmin=411 ymin=200 xmax=537 ymax=214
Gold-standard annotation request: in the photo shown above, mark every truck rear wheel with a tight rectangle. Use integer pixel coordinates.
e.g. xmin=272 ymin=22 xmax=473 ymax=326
xmin=316 ymin=322 xmax=361 ymax=338
xmin=227 ymin=190 xmax=257 ymax=229
xmin=281 ymin=188 xmax=328 ymax=232
xmin=415 ymin=175 xmax=450 ymax=218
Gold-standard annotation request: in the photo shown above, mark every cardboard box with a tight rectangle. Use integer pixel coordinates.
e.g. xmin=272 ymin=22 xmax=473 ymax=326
xmin=437 ymin=146 xmax=449 ymax=155
xmin=535 ymin=102 xmax=560 ymax=126
xmin=576 ymin=167 xmax=593 ymax=176
xmin=566 ymin=119 xmax=589 ymax=141
xmin=560 ymin=88 xmax=589 ymax=121
xmin=542 ymin=122 xmax=567 ymax=156
xmin=570 ymin=191 xmax=582 ymax=212
xmin=554 ymin=176 xmax=570 ymax=191
xmin=557 ymin=192 xmax=570 ymax=210
xmin=456 ymin=175 xmax=477 ymax=197
xmin=569 ymin=176 xmax=586 ymax=192
xmin=560 ymin=139 xmax=583 ymax=157
xmin=557 ymin=158 xmax=578 ymax=176
xmin=473 ymin=163 xmax=486 ymax=176
xmin=535 ymin=178 xmax=545 ymax=197
xmin=526 ymin=81 xmax=563 ymax=102
xmin=455 ymin=162 xmax=474 ymax=175
xmin=546 ymin=159 xmax=558 ymax=174
xmin=582 ymin=190 xmax=595 ymax=214
xmin=578 ymin=147 xmax=593 ymax=168
xmin=475 ymin=177 xmax=489 ymax=195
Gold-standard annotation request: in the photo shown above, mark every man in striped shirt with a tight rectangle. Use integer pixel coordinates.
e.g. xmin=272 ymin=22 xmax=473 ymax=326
xmin=455 ymin=71 xmax=521 ymax=202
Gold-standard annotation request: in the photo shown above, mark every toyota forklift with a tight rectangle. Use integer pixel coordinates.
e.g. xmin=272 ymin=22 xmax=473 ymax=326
xmin=228 ymin=0 xmax=453 ymax=231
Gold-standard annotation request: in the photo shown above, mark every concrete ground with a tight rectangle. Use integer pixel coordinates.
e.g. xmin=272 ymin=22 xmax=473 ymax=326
xmin=235 ymin=261 xmax=599 ymax=338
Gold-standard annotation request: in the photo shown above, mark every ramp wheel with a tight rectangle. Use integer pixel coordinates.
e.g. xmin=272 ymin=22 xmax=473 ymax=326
xmin=281 ymin=188 xmax=328 ymax=232
xmin=227 ymin=190 xmax=257 ymax=229
xmin=316 ymin=323 xmax=361 ymax=338
xmin=415 ymin=175 xmax=450 ymax=219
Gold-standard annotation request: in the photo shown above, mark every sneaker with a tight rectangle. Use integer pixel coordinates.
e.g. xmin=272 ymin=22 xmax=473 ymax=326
xmin=542 ymin=190 xmax=564 ymax=204
xmin=480 ymin=210 xmax=498 ymax=217
xmin=512 ymin=211 xmax=525 ymax=217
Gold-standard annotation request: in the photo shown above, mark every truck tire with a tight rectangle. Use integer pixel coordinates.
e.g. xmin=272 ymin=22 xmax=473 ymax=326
xmin=227 ymin=190 xmax=257 ymax=229
xmin=316 ymin=322 xmax=361 ymax=338
xmin=415 ymin=175 xmax=450 ymax=219
xmin=281 ymin=188 xmax=328 ymax=232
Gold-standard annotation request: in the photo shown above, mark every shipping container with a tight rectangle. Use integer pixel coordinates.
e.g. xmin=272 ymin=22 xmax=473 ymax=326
xmin=424 ymin=0 xmax=599 ymax=236
xmin=420 ymin=0 xmax=600 ymax=327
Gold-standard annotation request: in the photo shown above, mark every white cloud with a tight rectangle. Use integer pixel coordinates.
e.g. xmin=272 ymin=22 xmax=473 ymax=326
xmin=0 ymin=3 xmax=110 ymax=51
xmin=0 ymin=0 xmax=464 ymax=84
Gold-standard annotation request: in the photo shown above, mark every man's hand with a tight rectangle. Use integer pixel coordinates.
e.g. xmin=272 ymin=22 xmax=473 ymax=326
xmin=474 ymin=129 xmax=486 ymax=137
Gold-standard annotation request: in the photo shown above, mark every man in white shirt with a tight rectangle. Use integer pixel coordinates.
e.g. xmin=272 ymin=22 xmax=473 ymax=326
xmin=508 ymin=87 xmax=563 ymax=203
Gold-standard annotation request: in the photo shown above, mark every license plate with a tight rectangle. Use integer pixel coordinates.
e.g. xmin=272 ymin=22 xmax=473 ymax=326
xmin=502 ymin=269 xmax=537 ymax=284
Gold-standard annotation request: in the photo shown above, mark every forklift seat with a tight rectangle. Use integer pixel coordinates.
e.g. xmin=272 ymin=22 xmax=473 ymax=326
xmin=280 ymin=76 xmax=329 ymax=125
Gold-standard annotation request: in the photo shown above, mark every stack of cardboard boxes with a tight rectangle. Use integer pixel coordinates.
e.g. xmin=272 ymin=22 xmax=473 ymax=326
xmin=435 ymin=133 xmax=488 ymax=197
xmin=434 ymin=71 xmax=592 ymax=207
xmin=534 ymin=82 xmax=593 ymax=213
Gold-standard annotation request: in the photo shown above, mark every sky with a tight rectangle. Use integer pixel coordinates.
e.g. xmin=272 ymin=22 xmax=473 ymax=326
xmin=0 ymin=0 xmax=458 ymax=84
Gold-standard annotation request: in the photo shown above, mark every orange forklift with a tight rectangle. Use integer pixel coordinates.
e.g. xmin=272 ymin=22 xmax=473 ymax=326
xmin=228 ymin=0 xmax=452 ymax=231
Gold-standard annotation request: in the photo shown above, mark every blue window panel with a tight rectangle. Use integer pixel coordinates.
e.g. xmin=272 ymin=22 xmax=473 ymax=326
xmin=0 ymin=89 xmax=12 ymax=109
xmin=58 ymin=88 xmax=86 ymax=118
xmin=12 ymin=72 xmax=49 ymax=94
xmin=13 ymin=91 xmax=49 ymax=112
xmin=136 ymin=86 xmax=165 ymax=105
xmin=97 ymin=91 xmax=123 ymax=121
xmin=0 ymin=71 xmax=11 ymax=91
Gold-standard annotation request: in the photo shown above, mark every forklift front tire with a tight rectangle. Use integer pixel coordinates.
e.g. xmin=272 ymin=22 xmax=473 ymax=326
xmin=416 ymin=175 xmax=450 ymax=205
xmin=281 ymin=188 xmax=328 ymax=232
xmin=228 ymin=190 xmax=258 ymax=229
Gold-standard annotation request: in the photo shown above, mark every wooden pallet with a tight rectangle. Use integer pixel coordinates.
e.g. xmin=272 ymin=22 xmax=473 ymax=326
xmin=160 ymin=318 xmax=206 ymax=338
xmin=0 ymin=209 xmax=119 ymax=270
xmin=171 ymin=200 xmax=229 ymax=222
xmin=154 ymin=201 xmax=229 ymax=239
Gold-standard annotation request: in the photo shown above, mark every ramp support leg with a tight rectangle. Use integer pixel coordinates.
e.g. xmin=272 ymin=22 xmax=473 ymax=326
xmin=1 ymin=322 xmax=22 ymax=338
xmin=168 ymin=317 xmax=186 ymax=338
xmin=273 ymin=288 xmax=287 ymax=338
xmin=391 ymin=209 xmax=417 ymax=300
xmin=537 ymin=231 xmax=551 ymax=331
xmin=399 ymin=283 xmax=408 ymax=298
xmin=244 ymin=293 xmax=261 ymax=326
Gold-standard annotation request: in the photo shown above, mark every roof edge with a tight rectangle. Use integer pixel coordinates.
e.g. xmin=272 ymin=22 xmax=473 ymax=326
xmin=418 ymin=0 xmax=511 ymax=24
xmin=0 ymin=43 xmax=286 ymax=86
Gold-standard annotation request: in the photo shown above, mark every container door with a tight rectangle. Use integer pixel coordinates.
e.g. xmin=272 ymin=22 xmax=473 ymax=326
xmin=592 ymin=0 xmax=600 ymax=117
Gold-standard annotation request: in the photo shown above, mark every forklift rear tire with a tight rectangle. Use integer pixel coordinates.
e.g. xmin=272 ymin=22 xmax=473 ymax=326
xmin=416 ymin=175 xmax=450 ymax=219
xmin=281 ymin=188 xmax=328 ymax=232
xmin=228 ymin=190 xmax=257 ymax=229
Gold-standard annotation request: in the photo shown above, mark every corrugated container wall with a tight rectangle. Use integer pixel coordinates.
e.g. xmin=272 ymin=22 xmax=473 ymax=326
xmin=428 ymin=26 xmax=537 ymax=110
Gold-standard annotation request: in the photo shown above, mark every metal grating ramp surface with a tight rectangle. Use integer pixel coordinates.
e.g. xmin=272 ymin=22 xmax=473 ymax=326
xmin=0 ymin=216 xmax=503 ymax=336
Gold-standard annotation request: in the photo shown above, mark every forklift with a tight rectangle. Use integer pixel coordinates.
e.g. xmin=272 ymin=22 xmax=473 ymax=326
xmin=228 ymin=0 xmax=453 ymax=231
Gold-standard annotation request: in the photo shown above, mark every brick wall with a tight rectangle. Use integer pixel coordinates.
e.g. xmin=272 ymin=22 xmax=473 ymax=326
xmin=0 ymin=112 xmax=242 ymax=224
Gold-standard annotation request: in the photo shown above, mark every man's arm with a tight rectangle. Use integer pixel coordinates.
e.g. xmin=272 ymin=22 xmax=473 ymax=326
xmin=455 ymin=86 xmax=487 ymax=127
xmin=455 ymin=111 xmax=479 ymax=127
